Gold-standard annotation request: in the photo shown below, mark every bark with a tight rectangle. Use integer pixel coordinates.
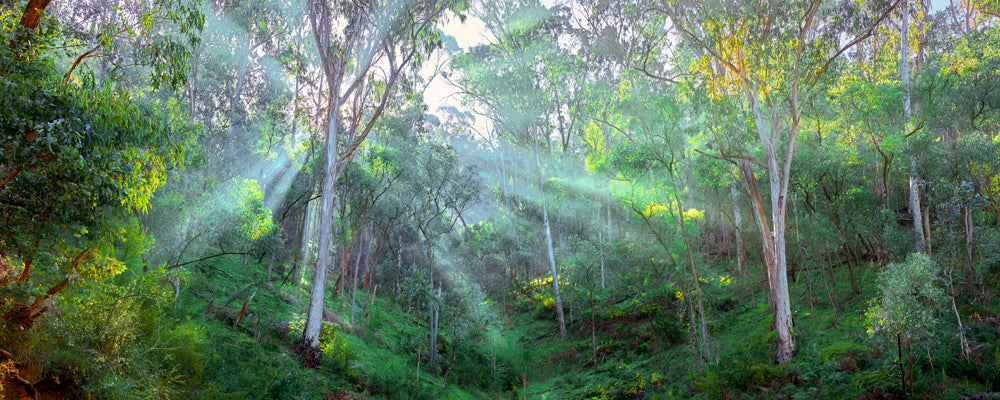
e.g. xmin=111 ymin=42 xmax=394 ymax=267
xmin=731 ymin=180 xmax=748 ymax=276
xmin=18 ymin=0 xmax=52 ymax=30
xmin=742 ymin=88 xmax=797 ymax=364
xmin=533 ymin=132 xmax=566 ymax=339
xmin=0 ymin=166 xmax=20 ymax=192
xmin=6 ymin=245 xmax=93 ymax=332
xmin=738 ymin=160 xmax=777 ymax=300
xmin=301 ymin=71 xmax=343 ymax=368
xmin=946 ymin=268 xmax=972 ymax=360
xmin=902 ymin=2 xmax=926 ymax=253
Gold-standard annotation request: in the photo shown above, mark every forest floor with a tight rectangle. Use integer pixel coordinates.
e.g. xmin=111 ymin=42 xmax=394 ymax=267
xmin=177 ymin=254 xmax=1000 ymax=399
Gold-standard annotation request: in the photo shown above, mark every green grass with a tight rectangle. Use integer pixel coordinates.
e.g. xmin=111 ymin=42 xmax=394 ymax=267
xmin=155 ymin=254 xmax=999 ymax=400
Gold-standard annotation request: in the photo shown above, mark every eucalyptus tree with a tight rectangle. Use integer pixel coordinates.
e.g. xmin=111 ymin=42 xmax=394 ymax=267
xmin=453 ymin=0 xmax=578 ymax=339
xmin=300 ymin=0 xmax=462 ymax=367
xmin=915 ymin=12 xmax=1000 ymax=300
xmin=658 ymin=0 xmax=903 ymax=364
xmin=865 ymin=253 xmax=945 ymax=399
xmin=901 ymin=0 xmax=932 ymax=253
xmin=182 ymin=0 xmax=291 ymax=178
xmin=401 ymin=141 xmax=481 ymax=366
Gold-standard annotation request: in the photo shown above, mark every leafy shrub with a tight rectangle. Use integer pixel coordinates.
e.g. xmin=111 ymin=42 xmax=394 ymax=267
xmin=597 ymin=373 xmax=646 ymax=400
xmin=692 ymin=371 xmax=723 ymax=397
xmin=363 ymin=354 xmax=440 ymax=400
xmin=160 ymin=321 xmax=212 ymax=388
xmin=651 ymin=317 xmax=685 ymax=345
xmin=865 ymin=253 xmax=945 ymax=348
xmin=851 ymin=368 xmax=899 ymax=394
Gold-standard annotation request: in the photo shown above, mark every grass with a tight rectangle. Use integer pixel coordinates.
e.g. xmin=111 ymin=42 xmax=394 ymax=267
xmin=153 ymin=253 xmax=999 ymax=400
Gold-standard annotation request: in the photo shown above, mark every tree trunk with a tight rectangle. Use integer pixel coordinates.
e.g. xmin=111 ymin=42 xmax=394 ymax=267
xmin=946 ymin=268 xmax=972 ymax=360
xmin=266 ymin=253 xmax=275 ymax=290
xmin=430 ymin=285 xmax=441 ymax=366
xmin=301 ymin=72 xmax=344 ymax=368
xmin=598 ymin=231 xmax=606 ymax=290
xmin=964 ymin=206 xmax=978 ymax=290
xmin=350 ymin=227 xmax=364 ymax=327
xmin=187 ymin=47 xmax=200 ymax=122
xmin=533 ymin=133 xmax=566 ymax=339
xmin=590 ymin=310 xmax=597 ymax=374
xmin=922 ymin=205 xmax=931 ymax=256
xmin=731 ymin=180 xmax=748 ymax=276
xmin=672 ymin=174 xmax=710 ymax=362
xmin=902 ymin=2 xmax=926 ymax=254
xmin=738 ymin=150 xmax=795 ymax=364
xmin=228 ymin=37 xmax=254 ymax=163
xmin=598 ymin=188 xmax=607 ymax=290
xmin=18 ymin=0 xmax=52 ymax=30
xmin=897 ymin=334 xmax=906 ymax=400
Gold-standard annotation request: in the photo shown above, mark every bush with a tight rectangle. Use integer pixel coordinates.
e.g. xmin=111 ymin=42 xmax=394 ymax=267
xmin=363 ymin=355 xmax=440 ymax=400
xmin=651 ymin=317 xmax=685 ymax=345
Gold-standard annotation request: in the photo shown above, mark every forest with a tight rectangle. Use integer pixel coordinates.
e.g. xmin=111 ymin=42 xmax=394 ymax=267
xmin=1 ymin=0 xmax=999 ymax=398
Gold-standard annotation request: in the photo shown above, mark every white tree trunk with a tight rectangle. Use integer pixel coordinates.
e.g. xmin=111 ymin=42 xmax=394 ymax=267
xmin=598 ymin=231 xmax=606 ymax=290
xmin=731 ymin=180 xmax=747 ymax=276
xmin=745 ymin=88 xmax=797 ymax=364
xmin=533 ymin=132 xmax=566 ymax=339
xmin=901 ymin=1 xmax=926 ymax=253
xmin=301 ymin=79 xmax=342 ymax=367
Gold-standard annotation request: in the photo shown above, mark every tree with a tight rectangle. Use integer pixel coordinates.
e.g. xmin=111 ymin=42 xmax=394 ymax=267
xmin=661 ymin=0 xmax=902 ymax=364
xmin=901 ymin=0 xmax=927 ymax=253
xmin=404 ymin=141 xmax=481 ymax=366
xmin=52 ymin=0 xmax=203 ymax=90
xmin=865 ymin=253 xmax=945 ymax=399
xmin=300 ymin=0 xmax=461 ymax=367
xmin=452 ymin=0 xmax=574 ymax=339
xmin=1 ymin=7 xmax=199 ymax=332
xmin=592 ymin=75 xmax=713 ymax=361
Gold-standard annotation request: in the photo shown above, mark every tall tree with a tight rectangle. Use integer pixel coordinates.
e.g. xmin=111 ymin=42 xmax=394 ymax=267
xmin=452 ymin=0 xmax=575 ymax=338
xmin=662 ymin=0 xmax=902 ymax=364
xmin=300 ymin=0 xmax=458 ymax=367
xmin=902 ymin=0 xmax=927 ymax=253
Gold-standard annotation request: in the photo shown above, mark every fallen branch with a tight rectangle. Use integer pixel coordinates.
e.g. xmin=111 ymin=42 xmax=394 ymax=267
xmin=233 ymin=288 xmax=258 ymax=331
xmin=166 ymin=250 xmax=254 ymax=270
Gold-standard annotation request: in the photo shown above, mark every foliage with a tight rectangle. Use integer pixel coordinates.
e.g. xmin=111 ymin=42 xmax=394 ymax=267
xmin=865 ymin=253 xmax=945 ymax=348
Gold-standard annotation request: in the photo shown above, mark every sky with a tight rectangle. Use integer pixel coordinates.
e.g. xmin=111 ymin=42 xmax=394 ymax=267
xmin=421 ymin=0 xmax=560 ymax=127
xmin=421 ymin=13 xmax=488 ymax=121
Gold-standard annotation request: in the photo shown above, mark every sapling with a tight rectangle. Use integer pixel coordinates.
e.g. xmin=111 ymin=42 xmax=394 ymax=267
xmin=865 ymin=253 xmax=945 ymax=399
